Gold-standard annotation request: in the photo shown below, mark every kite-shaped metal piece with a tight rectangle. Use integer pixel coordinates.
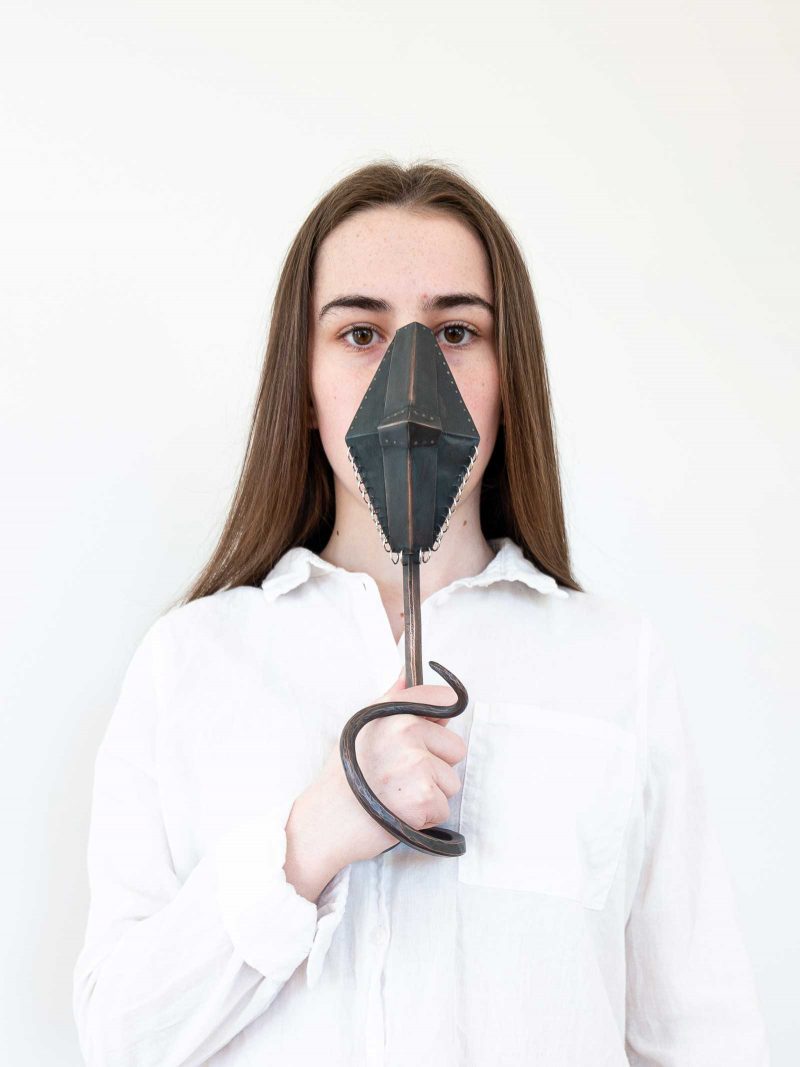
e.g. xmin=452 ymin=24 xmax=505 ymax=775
xmin=344 ymin=320 xmax=480 ymax=557
xmin=339 ymin=321 xmax=480 ymax=858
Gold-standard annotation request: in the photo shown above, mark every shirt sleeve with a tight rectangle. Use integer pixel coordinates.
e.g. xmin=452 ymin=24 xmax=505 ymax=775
xmin=72 ymin=616 xmax=351 ymax=1067
xmin=624 ymin=613 xmax=770 ymax=1065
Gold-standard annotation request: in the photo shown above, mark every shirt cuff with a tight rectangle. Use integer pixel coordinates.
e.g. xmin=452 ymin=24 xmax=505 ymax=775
xmin=211 ymin=802 xmax=350 ymax=988
xmin=306 ymin=861 xmax=351 ymax=989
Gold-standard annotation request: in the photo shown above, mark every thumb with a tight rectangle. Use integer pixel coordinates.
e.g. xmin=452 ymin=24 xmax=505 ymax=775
xmin=387 ymin=668 xmax=449 ymax=726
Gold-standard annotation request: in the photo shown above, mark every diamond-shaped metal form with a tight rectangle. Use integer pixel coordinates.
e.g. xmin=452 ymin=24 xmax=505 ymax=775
xmin=345 ymin=321 xmax=480 ymax=555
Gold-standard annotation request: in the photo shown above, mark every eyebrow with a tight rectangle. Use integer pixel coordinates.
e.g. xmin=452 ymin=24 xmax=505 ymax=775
xmin=318 ymin=292 xmax=495 ymax=322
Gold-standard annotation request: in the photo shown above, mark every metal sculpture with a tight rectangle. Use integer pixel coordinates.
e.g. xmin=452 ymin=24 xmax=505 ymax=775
xmin=338 ymin=321 xmax=479 ymax=857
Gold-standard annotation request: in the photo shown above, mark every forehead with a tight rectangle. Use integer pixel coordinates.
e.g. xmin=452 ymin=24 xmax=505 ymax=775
xmin=312 ymin=207 xmax=492 ymax=300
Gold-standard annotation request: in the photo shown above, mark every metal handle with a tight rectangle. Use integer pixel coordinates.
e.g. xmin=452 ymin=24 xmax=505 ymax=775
xmin=339 ymin=658 xmax=467 ymax=857
xmin=339 ymin=554 xmax=469 ymax=853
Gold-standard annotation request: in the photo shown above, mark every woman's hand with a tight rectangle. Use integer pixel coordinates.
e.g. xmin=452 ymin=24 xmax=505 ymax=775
xmin=286 ymin=668 xmax=468 ymax=897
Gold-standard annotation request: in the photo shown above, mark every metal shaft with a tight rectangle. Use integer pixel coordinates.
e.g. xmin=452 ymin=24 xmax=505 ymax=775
xmin=402 ymin=549 xmax=423 ymax=687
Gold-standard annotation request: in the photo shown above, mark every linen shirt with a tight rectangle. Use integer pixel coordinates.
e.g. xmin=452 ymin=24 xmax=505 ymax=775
xmin=73 ymin=535 xmax=770 ymax=1066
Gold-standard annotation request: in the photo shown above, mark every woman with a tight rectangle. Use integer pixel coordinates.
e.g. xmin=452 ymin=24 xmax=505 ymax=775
xmin=73 ymin=160 xmax=769 ymax=1065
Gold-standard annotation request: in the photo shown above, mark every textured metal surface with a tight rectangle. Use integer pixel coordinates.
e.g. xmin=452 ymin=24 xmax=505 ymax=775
xmin=345 ymin=321 xmax=479 ymax=555
xmin=402 ymin=550 xmax=422 ymax=688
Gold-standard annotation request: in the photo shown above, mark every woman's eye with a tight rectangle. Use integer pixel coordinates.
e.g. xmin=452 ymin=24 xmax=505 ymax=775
xmin=345 ymin=326 xmax=377 ymax=348
xmin=339 ymin=322 xmax=478 ymax=351
xmin=439 ymin=323 xmax=476 ymax=347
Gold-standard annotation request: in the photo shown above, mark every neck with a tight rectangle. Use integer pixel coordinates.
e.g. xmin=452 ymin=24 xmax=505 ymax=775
xmin=319 ymin=476 xmax=497 ymax=605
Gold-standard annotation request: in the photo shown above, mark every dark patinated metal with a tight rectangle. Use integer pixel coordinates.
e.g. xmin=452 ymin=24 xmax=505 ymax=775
xmin=338 ymin=321 xmax=479 ymax=857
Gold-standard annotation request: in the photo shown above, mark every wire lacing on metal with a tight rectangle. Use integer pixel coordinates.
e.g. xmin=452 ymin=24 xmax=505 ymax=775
xmin=347 ymin=442 xmax=479 ymax=566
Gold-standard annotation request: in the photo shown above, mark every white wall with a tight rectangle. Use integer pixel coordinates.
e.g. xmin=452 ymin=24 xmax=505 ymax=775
xmin=1 ymin=1 xmax=796 ymax=1061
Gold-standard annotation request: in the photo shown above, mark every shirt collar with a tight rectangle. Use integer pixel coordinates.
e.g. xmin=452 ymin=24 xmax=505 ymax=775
xmin=261 ymin=535 xmax=569 ymax=605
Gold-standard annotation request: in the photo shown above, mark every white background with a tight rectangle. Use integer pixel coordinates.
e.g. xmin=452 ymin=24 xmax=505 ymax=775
xmin=1 ymin=1 xmax=797 ymax=1062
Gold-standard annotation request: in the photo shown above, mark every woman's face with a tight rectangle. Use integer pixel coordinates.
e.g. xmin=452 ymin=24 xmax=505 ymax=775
xmin=308 ymin=206 xmax=501 ymax=515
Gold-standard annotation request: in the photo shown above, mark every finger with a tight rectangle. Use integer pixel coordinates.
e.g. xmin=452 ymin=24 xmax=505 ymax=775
xmin=386 ymin=674 xmax=454 ymax=707
xmin=404 ymin=683 xmax=460 ymax=707
xmin=429 ymin=755 xmax=464 ymax=799
xmin=423 ymin=715 xmax=452 ymax=729
xmin=417 ymin=720 xmax=468 ymax=765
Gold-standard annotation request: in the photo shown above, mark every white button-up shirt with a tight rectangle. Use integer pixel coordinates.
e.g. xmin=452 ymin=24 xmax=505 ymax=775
xmin=73 ymin=536 xmax=770 ymax=1066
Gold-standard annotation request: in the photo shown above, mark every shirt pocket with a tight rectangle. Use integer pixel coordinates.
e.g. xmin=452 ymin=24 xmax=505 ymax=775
xmin=457 ymin=700 xmax=637 ymax=910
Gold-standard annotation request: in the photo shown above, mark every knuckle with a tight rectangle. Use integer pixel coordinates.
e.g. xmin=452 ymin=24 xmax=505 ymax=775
xmin=416 ymin=780 xmax=438 ymax=804
xmin=385 ymin=714 xmax=405 ymax=735
xmin=446 ymin=740 xmax=467 ymax=766
xmin=445 ymin=768 xmax=463 ymax=797
xmin=416 ymin=788 xmax=450 ymax=829
xmin=408 ymin=803 xmax=430 ymax=830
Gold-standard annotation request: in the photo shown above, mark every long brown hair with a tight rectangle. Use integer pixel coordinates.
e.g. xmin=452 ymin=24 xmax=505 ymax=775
xmin=172 ymin=158 xmax=583 ymax=609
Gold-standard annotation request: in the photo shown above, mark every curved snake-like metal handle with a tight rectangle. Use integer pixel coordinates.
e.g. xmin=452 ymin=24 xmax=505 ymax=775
xmin=339 ymin=659 xmax=468 ymax=857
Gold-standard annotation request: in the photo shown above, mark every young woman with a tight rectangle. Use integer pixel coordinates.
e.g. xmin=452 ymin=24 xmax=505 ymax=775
xmin=73 ymin=161 xmax=769 ymax=1066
